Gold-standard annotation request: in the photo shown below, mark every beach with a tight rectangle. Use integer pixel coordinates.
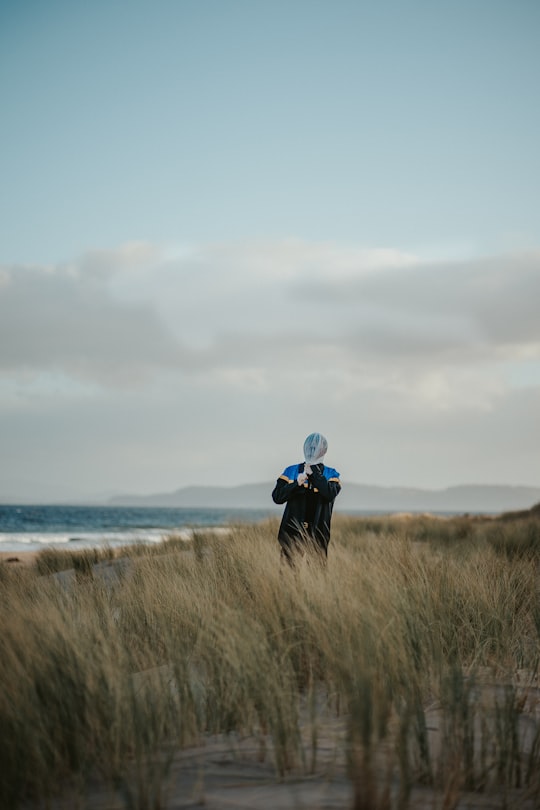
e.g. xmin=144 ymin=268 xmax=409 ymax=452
xmin=0 ymin=549 xmax=37 ymax=565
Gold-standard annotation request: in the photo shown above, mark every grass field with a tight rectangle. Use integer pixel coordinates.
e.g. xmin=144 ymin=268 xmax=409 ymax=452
xmin=1 ymin=512 xmax=540 ymax=809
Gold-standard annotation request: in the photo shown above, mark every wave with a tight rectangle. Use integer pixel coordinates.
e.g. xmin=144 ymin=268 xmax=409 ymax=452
xmin=0 ymin=527 xmax=195 ymax=553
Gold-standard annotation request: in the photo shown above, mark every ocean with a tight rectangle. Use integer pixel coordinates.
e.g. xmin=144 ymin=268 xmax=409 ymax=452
xmin=0 ymin=504 xmax=276 ymax=554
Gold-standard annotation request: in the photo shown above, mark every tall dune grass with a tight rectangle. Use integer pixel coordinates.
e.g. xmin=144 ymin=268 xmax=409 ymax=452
xmin=1 ymin=514 xmax=539 ymax=808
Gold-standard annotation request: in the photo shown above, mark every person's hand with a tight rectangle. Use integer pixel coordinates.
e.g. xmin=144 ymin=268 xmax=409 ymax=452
xmin=297 ymin=472 xmax=308 ymax=486
xmin=304 ymin=465 xmax=312 ymax=476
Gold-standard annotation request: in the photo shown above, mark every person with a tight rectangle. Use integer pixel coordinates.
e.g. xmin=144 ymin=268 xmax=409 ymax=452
xmin=272 ymin=433 xmax=341 ymax=565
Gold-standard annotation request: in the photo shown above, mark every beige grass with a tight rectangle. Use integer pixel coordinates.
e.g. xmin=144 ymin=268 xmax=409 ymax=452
xmin=1 ymin=514 xmax=539 ymax=809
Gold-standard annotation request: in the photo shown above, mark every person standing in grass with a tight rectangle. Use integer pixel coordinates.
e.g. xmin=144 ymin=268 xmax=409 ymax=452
xmin=272 ymin=433 xmax=341 ymax=565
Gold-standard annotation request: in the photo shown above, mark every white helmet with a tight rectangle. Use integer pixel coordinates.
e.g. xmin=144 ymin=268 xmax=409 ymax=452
xmin=303 ymin=433 xmax=328 ymax=465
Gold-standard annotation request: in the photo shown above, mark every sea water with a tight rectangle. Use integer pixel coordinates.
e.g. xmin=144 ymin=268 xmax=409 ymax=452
xmin=0 ymin=504 xmax=276 ymax=553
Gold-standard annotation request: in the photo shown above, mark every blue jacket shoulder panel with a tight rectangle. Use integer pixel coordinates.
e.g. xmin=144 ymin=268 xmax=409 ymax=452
xmin=280 ymin=464 xmax=340 ymax=483
xmin=280 ymin=464 xmax=301 ymax=482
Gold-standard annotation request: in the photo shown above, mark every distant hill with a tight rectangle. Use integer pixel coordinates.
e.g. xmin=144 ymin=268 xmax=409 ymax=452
xmin=109 ymin=482 xmax=540 ymax=514
xmin=498 ymin=501 xmax=540 ymax=521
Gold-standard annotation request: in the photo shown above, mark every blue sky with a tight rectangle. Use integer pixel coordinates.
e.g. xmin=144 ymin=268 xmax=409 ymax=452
xmin=1 ymin=1 xmax=539 ymax=500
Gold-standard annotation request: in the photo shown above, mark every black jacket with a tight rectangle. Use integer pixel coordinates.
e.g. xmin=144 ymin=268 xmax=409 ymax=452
xmin=272 ymin=462 xmax=341 ymax=553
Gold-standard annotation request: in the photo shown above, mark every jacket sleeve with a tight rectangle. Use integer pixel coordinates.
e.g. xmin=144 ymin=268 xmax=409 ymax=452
xmin=272 ymin=472 xmax=302 ymax=505
xmin=308 ymin=469 xmax=341 ymax=503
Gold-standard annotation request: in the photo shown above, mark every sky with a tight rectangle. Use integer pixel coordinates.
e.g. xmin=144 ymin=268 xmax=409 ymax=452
xmin=1 ymin=0 xmax=539 ymax=501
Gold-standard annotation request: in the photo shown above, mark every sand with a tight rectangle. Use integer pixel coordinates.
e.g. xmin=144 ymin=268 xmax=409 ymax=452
xmin=0 ymin=549 xmax=37 ymax=566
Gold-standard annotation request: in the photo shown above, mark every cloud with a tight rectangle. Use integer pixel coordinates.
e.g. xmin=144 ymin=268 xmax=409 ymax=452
xmin=0 ymin=240 xmax=417 ymax=386
xmin=1 ymin=241 xmax=539 ymax=416
xmin=295 ymin=250 xmax=540 ymax=354
xmin=2 ymin=239 xmax=540 ymax=494
xmin=0 ymin=256 xmax=184 ymax=386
